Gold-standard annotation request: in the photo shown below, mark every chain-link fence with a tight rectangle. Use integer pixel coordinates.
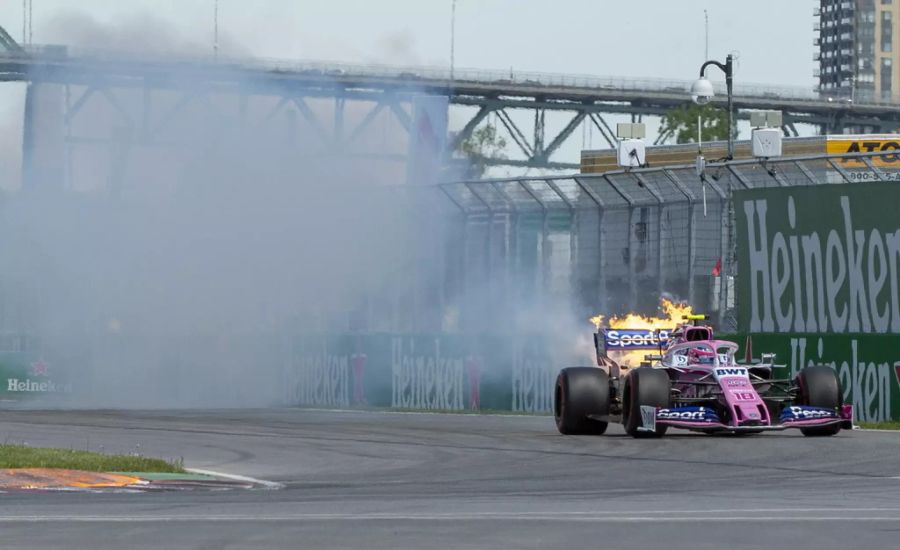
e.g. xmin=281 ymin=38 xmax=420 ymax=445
xmin=400 ymin=149 xmax=900 ymax=334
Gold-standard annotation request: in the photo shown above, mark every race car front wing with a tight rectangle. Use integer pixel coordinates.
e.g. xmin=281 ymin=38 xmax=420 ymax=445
xmin=638 ymin=404 xmax=854 ymax=433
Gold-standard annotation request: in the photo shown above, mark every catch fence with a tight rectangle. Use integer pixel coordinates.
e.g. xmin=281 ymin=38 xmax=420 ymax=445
xmin=411 ymin=149 xmax=900 ymax=333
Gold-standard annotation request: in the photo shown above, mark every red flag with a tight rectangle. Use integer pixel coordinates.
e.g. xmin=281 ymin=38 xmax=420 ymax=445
xmin=711 ymin=257 xmax=722 ymax=277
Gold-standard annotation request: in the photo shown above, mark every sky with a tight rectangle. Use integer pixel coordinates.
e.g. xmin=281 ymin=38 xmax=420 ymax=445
xmin=0 ymin=0 xmax=815 ymax=85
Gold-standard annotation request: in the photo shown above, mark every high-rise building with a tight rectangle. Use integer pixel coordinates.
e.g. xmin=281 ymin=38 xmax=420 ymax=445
xmin=816 ymin=0 xmax=899 ymax=102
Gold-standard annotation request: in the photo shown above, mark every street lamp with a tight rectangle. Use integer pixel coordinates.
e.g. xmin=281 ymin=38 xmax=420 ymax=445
xmin=450 ymin=0 xmax=456 ymax=81
xmin=692 ymin=54 xmax=734 ymax=159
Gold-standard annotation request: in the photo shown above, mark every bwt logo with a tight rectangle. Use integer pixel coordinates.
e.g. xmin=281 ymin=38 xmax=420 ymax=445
xmin=714 ymin=367 xmax=748 ymax=377
xmin=604 ymin=330 xmax=670 ymax=349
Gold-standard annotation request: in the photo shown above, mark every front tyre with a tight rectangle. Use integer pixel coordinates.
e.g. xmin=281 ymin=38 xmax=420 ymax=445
xmin=623 ymin=368 xmax=671 ymax=438
xmin=554 ymin=367 xmax=610 ymax=435
xmin=796 ymin=365 xmax=842 ymax=437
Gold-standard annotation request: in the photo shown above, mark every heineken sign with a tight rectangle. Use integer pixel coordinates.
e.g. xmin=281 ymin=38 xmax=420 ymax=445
xmin=736 ymin=182 xmax=900 ymax=334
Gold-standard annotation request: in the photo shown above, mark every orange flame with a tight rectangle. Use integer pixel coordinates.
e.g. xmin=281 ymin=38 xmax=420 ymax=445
xmin=590 ymin=298 xmax=695 ymax=366
xmin=590 ymin=298 xmax=693 ymax=330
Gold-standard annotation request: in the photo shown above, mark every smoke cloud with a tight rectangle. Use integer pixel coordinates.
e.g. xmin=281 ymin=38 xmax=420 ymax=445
xmin=0 ymin=8 xmax=604 ymax=411
xmin=40 ymin=9 xmax=251 ymax=58
xmin=0 ymin=11 xmax=424 ymax=408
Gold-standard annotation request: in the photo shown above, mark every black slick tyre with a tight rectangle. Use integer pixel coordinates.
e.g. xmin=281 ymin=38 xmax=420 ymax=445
xmin=554 ymin=367 xmax=610 ymax=435
xmin=796 ymin=365 xmax=842 ymax=437
xmin=623 ymin=368 xmax=671 ymax=438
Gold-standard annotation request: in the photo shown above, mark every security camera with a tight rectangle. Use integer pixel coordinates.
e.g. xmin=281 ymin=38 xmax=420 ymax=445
xmin=690 ymin=77 xmax=715 ymax=105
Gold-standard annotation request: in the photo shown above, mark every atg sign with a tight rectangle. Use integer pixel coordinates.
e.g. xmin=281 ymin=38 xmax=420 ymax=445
xmin=826 ymin=135 xmax=900 ymax=168
xmin=736 ymin=182 xmax=900 ymax=334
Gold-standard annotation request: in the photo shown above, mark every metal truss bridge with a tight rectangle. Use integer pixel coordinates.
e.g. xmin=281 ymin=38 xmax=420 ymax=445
xmin=3 ymin=34 xmax=900 ymax=173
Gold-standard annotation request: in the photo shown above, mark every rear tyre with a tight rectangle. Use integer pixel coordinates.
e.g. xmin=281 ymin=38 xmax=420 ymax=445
xmin=554 ymin=367 xmax=610 ymax=435
xmin=623 ymin=368 xmax=671 ymax=438
xmin=796 ymin=365 xmax=842 ymax=437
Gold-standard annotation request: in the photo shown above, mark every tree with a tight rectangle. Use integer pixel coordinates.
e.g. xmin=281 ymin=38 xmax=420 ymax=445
xmin=658 ymin=103 xmax=732 ymax=145
xmin=458 ymin=125 xmax=507 ymax=178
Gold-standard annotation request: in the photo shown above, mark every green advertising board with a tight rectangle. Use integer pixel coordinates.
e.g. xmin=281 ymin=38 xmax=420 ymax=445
xmin=0 ymin=333 xmax=70 ymax=402
xmin=724 ymin=332 xmax=898 ymax=423
xmin=283 ymin=331 xmax=900 ymax=422
xmin=735 ymin=181 xmax=900 ymax=334
xmin=733 ymin=181 xmax=900 ymax=421
xmin=283 ymin=333 xmax=575 ymax=414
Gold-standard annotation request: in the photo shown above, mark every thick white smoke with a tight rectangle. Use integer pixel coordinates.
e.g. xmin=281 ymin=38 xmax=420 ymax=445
xmin=0 ymin=11 xmax=423 ymax=408
xmin=0 ymin=9 xmax=609 ymax=412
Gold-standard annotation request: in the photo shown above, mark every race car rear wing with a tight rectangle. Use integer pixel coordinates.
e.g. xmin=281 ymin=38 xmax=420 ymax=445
xmin=594 ymin=328 xmax=672 ymax=360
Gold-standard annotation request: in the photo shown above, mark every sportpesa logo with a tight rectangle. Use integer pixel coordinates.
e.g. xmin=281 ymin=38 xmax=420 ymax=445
xmin=657 ymin=407 xmax=719 ymax=422
xmin=783 ymin=406 xmax=837 ymax=420
xmin=604 ymin=330 xmax=670 ymax=349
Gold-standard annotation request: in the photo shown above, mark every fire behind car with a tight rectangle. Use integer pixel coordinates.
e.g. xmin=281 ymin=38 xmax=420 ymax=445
xmin=554 ymin=315 xmax=853 ymax=438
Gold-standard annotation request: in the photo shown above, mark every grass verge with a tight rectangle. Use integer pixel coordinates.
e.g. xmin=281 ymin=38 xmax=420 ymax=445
xmin=857 ymin=422 xmax=900 ymax=430
xmin=0 ymin=444 xmax=185 ymax=472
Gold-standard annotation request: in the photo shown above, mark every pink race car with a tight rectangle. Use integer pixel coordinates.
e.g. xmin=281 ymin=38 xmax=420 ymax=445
xmin=555 ymin=315 xmax=853 ymax=438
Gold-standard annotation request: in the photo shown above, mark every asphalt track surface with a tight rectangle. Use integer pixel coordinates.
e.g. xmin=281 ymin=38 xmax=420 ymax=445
xmin=1 ymin=409 xmax=900 ymax=549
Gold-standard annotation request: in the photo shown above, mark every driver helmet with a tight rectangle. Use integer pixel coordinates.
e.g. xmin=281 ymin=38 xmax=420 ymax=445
xmin=688 ymin=347 xmax=716 ymax=364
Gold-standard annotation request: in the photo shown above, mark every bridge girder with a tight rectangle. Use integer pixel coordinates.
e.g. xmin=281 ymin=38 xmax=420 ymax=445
xmin=0 ymin=24 xmax=23 ymax=56
xmin=6 ymin=51 xmax=900 ymax=174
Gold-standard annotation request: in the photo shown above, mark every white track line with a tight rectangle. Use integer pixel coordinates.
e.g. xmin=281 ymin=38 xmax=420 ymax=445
xmin=299 ymin=409 xmax=900 ymax=425
xmin=184 ymin=468 xmax=284 ymax=490
xmin=0 ymin=513 xmax=897 ymax=523
xmin=297 ymin=407 xmax=545 ymax=418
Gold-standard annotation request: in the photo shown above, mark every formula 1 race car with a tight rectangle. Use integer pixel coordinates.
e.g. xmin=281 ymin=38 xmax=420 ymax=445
xmin=554 ymin=315 xmax=853 ymax=438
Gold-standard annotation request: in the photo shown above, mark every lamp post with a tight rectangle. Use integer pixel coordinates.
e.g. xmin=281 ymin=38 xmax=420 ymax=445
xmin=213 ymin=0 xmax=219 ymax=61
xmin=450 ymin=0 xmax=456 ymax=82
xmin=691 ymin=54 xmax=734 ymax=159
